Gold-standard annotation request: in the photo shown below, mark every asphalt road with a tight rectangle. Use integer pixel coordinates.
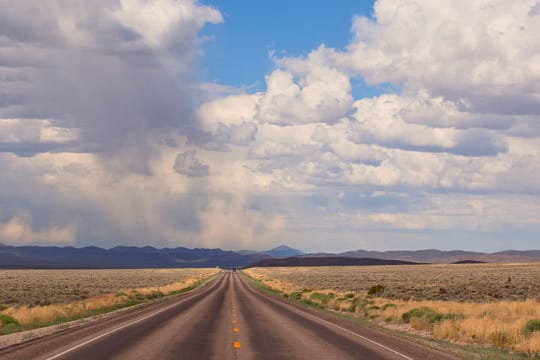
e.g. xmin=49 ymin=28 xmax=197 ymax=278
xmin=0 ymin=271 xmax=459 ymax=360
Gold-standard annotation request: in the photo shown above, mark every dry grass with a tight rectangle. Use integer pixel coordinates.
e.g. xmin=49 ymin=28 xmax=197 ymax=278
xmin=379 ymin=299 xmax=540 ymax=354
xmin=244 ymin=263 xmax=540 ymax=302
xmin=0 ymin=268 xmax=219 ymax=307
xmin=0 ymin=268 xmax=220 ymax=334
xmin=244 ymin=264 xmax=540 ymax=356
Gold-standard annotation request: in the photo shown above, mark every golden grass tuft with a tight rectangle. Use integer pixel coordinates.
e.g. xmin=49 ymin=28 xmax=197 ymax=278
xmin=4 ymin=294 xmax=128 ymax=328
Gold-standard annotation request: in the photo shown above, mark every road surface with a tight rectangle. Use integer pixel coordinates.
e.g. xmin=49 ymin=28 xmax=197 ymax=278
xmin=0 ymin=271 xmax=458 ymax=360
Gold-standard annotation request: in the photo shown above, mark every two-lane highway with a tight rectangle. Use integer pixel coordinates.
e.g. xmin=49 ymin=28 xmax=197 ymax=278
xmin=0 ymin=271 xmax=458 ymax=360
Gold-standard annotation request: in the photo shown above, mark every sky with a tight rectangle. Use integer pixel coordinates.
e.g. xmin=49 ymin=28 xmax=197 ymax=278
xmin=1 ymin=0 xmax=540 ymax=253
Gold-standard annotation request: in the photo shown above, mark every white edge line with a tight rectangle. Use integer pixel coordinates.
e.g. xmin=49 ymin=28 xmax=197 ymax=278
xmin=44 ymin=273 xmax=223 ymax=360
xmin=240 ymin=274 xmax=415 ymax=360
xmin=306 ymin=314 xmax=416 ymax=360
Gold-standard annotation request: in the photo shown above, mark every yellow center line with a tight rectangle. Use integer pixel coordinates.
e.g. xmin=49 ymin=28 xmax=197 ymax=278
xmin=231 ymin=297 xmax=240 ymax=350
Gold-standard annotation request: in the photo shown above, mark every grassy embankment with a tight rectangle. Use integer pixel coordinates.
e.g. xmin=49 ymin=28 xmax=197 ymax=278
xmin=0 ymin=269 xmax=220 ymax=335
xmin=243 ymin=267 xmax=540 ymax=359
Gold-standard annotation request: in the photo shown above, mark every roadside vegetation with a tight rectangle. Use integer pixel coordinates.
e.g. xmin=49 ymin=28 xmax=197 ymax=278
xmin=0 ymin=268 xmax=220 ymax=335
xmin=244 ymin=265 xmax=540 ymax=358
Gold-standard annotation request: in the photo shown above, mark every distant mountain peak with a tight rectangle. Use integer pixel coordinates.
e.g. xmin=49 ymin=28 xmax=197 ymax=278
xmin=263 ymin=245 xmax=304 ymax=257
xmin=273 ymin=245 xmax=297 ymax=250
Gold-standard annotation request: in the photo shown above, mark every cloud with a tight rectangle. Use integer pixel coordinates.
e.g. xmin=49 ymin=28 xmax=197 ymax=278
xmin=198 ymin=94 xmax=260 ymax=129
xmin=0 ymin=212 xmax=75 ymax=245
xmin=0 ymin=0 xmax=222 ymax=173
xmin=187 ymin=0 xmax=540 ymax=251
xmin=196 ymin=194 xmax=286 ymax=249
xmin=1 ymin=0 xmax=540 ymax=251
xmin=258 ymin=65 xmax=353 ymax=126
xmin=0 ymin=119 xmax=80 ymax=156
xmin=343 ymin=193 xmax=540 ymax=233
xmin=173 ymin=150 xmax=209 ymax=177
xmin=349 ymin=93 xmax=507 ymax=156
xmin=334 ymin=0 xmax=540 ymax=111
xmin=214 ymin=122 xmax=258 ymax=146
xmin=530 ymin=1 xmax=540 ymax=16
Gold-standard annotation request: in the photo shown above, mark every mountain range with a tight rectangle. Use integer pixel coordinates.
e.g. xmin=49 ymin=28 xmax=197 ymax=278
xmin=0 ymin=243 xmax=538 ymax=269
xmin=0 ymin=244 xmax=267 ymax=269
xmin=317 ymin=249 xmax=540 ymax=264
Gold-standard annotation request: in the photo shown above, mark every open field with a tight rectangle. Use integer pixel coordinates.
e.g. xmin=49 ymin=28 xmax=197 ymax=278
xmin=0 ymin=268 xmax=220 ymax=335
xmin=244 ymin=264 xmax=540 ymax=356
xmin=244 ymin=263 xmax=540 ymax=302
xmin=0 ymin=272 xmax=461 ymax=360
xmin=0 ymin=268 xmax=220 ymax=307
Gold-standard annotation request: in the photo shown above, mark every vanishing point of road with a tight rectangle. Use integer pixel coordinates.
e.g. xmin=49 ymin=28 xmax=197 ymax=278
xmin=0 ymin=271 xmax=458 ymax=360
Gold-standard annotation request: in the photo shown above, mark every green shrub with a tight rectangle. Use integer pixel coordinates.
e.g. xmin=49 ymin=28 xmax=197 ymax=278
xmin=338 ymin=293 xmax=355 ymax=301
xmin=301 ymin=298 xmax=325 ymax=309
xmin=133 ymin=293 xmax=145 ymax=301
xmin=302 ymin=298 xmax=314 ymax=306
xmin=367 ymin=284 xmax=385 ymax=297
xmin=345 ymin=297 xmax=368 ymax=314
xmin=522 ymin=319 xmax=540 ymax=338
xmin=402 ymin=307 xmax=463 ymax=325
xmin=310 ymin=292 xmax=332 ymax=305
xmin=289 ymin=292 xmax=302 ymax=301
xmin=402 ymin=307 xmax=443 ymax=324
xmin=144 ymin=291 xmax=163 ymax=300
xmin=0 ymin=314 xmax=20 ymax=334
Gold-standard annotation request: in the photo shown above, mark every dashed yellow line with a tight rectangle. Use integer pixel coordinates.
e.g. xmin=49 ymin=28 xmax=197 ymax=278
xmin=232 ymin=296 xmax=240 ymax=350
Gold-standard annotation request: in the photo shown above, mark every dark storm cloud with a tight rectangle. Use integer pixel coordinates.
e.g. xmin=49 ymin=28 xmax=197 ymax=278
xmin=0 ymin=0 xmax=221 ymax=173
xmin=0 ymin=141 xmax=84 ymax=157
xmin=173 ymin=150 xmax=209 ymax=177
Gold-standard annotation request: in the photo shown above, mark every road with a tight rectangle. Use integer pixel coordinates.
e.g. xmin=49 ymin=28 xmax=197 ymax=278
xmin=0 ymin=271 xmax=458 ymax=360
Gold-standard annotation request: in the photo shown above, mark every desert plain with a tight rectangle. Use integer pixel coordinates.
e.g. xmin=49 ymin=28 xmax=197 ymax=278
xmin=244 ymin=263 xmax=540 ymax=356
xmin=0 ymin=268 xmax=219 ymax=335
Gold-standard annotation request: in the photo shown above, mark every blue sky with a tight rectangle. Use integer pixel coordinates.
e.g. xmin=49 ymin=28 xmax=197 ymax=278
xmin=199 ymin=1 xmax=375 ymax=91
xmin=0 ymin=0 xmax=539 ymax=252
